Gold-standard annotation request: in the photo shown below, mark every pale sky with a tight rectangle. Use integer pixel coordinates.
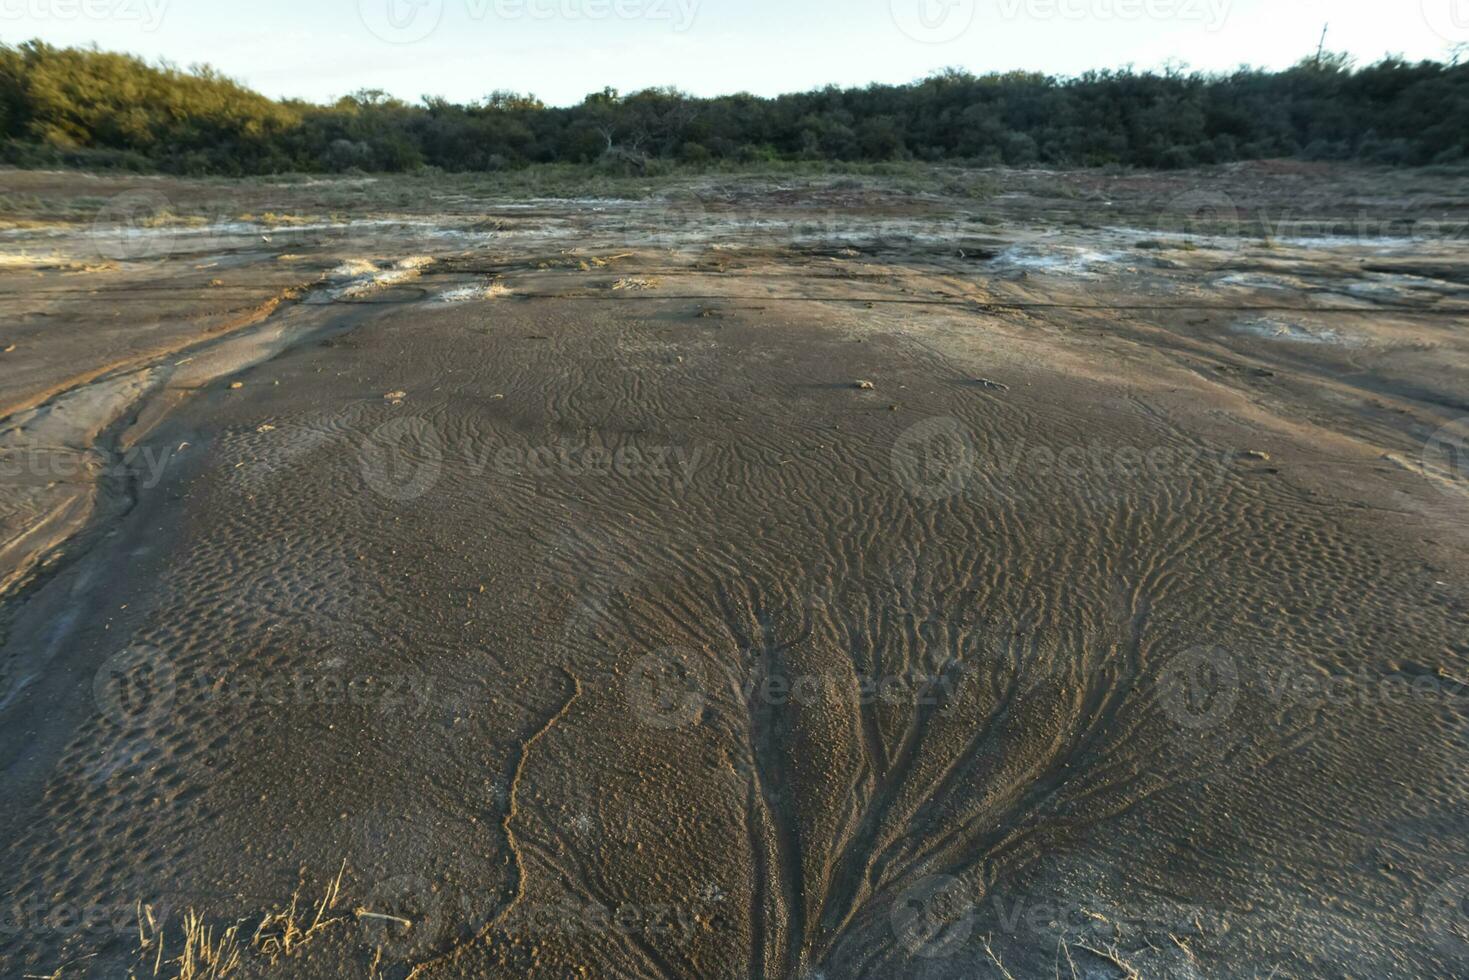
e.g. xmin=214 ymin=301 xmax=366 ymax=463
xmin=1 ymin=0 xmax=1463 ymax=106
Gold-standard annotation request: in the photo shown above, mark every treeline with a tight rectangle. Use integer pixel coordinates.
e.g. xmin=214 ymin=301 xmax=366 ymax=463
xmin=1 ymin=41 xmax=1466 ymax=176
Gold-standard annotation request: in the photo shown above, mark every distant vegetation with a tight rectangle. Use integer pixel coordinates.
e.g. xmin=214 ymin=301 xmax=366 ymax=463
xmin=1 ymin=41 xmax=1466 ymax=176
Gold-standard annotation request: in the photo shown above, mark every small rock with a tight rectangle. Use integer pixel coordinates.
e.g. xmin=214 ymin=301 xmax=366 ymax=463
xmin=976 ymin=378 xmax=1010 ymax=392
xmin=855 ymin=380 xmax=877 ymax=390
xmin=2 ymin=344 xmax=14 ymax=353
xmin=257 ymin=423 xmax=276 ymax=433
xmin=384 ymin=390 xmax=408 ymax=405
xmin=229 ymin=382 xmax=244 ymax=390
xmin=1243 ymin=450 xmax=1272 ymax=462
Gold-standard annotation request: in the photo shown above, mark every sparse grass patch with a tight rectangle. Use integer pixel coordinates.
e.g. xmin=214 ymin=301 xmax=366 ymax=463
xmin=132 ymin=863 xmax=349 ymax=979
xmin=136 ymin=906 xmax=243 ymax=980
xmin=238 ymin=212 xmax=312 ymax=226
xmin=250 ymin=861 xmax=347 ymax=962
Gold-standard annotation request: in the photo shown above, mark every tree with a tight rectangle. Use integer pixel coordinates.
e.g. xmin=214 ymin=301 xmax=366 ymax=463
xmin=2 ymin=41 xmax=1465 ymax=175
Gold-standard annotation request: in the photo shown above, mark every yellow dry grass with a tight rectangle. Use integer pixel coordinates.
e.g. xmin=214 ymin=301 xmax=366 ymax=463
xmin=133 ymin=861 xmax=348 ymax=979
xmin=251 ymin=861 xmax=347 ymax=962
xmin=137 ymin=905 xmax=242 ymax=980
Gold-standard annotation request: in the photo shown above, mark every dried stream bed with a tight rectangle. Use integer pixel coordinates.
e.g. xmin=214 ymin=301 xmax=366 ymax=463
xmin=0 ymin=165 xmax=1467 ymax=978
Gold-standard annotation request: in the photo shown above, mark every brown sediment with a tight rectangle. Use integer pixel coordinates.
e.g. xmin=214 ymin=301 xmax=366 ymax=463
xmin=0 ymin=288 xmax=299 ymax=423
xmin=404 ymin=670 xmax=582 ymax=980
xmin=0 ymin=165 xmax=1466 ymax=980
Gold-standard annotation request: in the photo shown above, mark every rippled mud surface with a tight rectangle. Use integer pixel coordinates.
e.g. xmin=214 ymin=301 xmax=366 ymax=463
xmin=0 ymin=164 xmax=1467 ymax=979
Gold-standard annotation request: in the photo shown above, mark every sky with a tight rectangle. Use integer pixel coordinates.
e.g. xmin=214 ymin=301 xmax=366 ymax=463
xmin=1 ymin=0 xmax=1464 ymax=106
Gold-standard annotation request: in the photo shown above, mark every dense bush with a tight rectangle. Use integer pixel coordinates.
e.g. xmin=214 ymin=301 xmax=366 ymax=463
xmin=2 ymin=41 xmax=1466 ymax=175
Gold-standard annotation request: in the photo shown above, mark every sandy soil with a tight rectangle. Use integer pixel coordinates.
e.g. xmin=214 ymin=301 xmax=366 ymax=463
xmin=0 ymin=163 xmax=1467 ymax=979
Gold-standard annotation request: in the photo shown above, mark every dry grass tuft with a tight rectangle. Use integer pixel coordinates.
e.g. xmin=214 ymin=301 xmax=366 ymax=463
xmin=981 ymin=934 xmax=1017 ymax=980
xmin=1076 ymin=941 xmax=1142 ymax=979
xmin=177 ymin=912 xmax=244 ymax=979
xmin=251 ymin=860 xmax=348 ymax=962
xmin=133 ymin=862 xmax=349 ymax=978
xmin=137 ymin=905 xmax=243 ymax=980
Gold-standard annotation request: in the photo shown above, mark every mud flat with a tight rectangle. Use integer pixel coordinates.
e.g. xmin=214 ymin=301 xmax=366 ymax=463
xmin=0 ymin=164 xmax=1467 ymax=978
